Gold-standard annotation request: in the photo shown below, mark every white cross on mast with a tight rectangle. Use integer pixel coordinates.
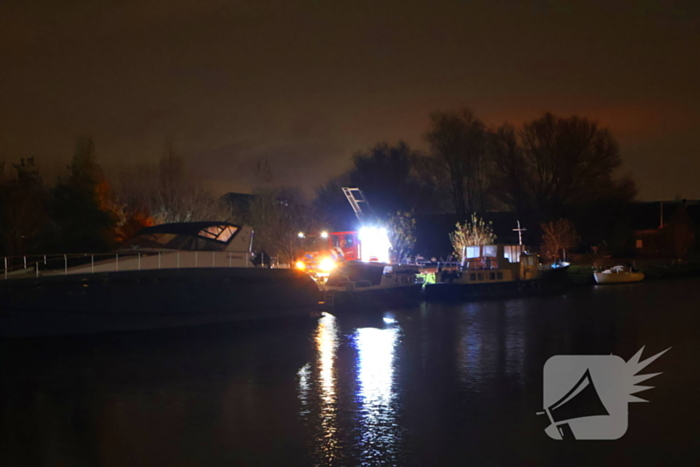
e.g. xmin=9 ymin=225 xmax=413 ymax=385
xmin=513 ymin=220 xmax=527 ymax=246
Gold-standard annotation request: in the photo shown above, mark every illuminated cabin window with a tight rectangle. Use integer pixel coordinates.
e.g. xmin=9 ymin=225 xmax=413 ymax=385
xmin=504 ymin=245 xmax=524 ymax=263
xmin=125 ymin=222 xmax=240 ymax=252
xmin=466 ymin=246 xmax=481 ymax=259
xmin=636 ymin=239 xmax=643 ymax=248
xmin=483 ymin=245 xmax=497 ymax=257
xmin=198 ymin=225 xmax=237 ymax=243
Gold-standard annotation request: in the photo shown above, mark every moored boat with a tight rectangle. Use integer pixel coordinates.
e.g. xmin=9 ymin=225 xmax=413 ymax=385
xmin=320 ymin=262 xmax=423 ymax=309
xmin=0 ymin=222 xmax=320 ymax=337
xmin=425 ymin=244 xmax=552 ymax=300
xmin=593 ymin=265 xmax=645 ymax=284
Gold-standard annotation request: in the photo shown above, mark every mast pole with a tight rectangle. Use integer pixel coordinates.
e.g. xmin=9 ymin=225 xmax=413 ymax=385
xmin=513 ymin=220 xmax=527 ymax=246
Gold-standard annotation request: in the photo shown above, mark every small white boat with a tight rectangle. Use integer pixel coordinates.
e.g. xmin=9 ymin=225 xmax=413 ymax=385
xmin=594 ymin=265 xmax=645 ymax=284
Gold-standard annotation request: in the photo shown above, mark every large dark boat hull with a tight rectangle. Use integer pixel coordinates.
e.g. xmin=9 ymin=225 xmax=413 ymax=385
xmin=0 ymin=268 xmax=320 ymax=337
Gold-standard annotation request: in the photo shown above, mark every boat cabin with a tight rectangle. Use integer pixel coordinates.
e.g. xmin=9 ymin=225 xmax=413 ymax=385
xmin=325 ymin=262 xmax=421 ymax=291
xmin=449 ymin=244 xmax=539 ymax=283
xmin=123 ymin=222 xmax=253 ymax=253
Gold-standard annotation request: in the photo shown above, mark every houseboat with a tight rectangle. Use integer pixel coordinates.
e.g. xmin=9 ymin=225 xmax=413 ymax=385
xmin=424 ymin=244 xmax=546 ymax=300
xmin=0 ymin=222 xmax=320 ymax=337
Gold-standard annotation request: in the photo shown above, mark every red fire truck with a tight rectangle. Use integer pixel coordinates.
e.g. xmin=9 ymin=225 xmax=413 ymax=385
xmin=294 ymin=188 xmax=390 ymax=280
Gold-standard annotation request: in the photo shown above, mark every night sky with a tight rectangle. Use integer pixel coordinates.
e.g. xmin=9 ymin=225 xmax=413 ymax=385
xmin=1 ymin=0 xmax=698 ymax=200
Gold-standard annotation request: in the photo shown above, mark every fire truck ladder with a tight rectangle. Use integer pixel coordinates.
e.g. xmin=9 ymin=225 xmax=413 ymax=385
xmin=342 ymin=187 xmax=370 ymax=220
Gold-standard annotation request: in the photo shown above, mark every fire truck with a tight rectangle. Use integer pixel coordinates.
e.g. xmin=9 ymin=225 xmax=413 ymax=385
xmin=294 ymin=188 xmax=391 ymax=281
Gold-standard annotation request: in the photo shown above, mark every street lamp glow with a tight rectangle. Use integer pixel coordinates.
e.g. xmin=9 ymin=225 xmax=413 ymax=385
xmin=320 ymin=231 xmax=329 ymax=239
xmin=298 ymin=232 xmax=305 ymax=238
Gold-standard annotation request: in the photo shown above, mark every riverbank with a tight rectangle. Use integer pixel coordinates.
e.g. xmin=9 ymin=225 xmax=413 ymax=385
xmin=566 ymin=260 xmax=700 ymax=285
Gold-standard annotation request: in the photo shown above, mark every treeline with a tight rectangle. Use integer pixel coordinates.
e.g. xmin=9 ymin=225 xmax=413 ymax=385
xmin=313 ymin=109 xmax=635 ymax=252
xmin=0 ymin=108 xmax=637 ymax=260
xmin=236 ymin=110 xmax=636 ymax=263
xmin=0 ymin=138 xmax=232 ymax=257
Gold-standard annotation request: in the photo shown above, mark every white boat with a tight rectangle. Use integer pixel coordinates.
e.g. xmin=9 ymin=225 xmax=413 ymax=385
xmin=593 ymin=265 xmax=645 ymax=284
xmin=0 ymin=222 xmax=320 ymax=337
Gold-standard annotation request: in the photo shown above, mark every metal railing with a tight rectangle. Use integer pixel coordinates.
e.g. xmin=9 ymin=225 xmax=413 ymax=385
xmin=1 ymin=250 xmax=258 ymax=280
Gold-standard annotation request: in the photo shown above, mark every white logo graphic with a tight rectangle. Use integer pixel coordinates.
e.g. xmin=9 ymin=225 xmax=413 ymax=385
xmin=540 ymin=347 xmax=670 ymax=440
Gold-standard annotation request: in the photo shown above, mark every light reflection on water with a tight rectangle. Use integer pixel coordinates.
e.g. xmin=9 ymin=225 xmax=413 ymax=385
xmin=354 ymin=324 xmax=400 ymax=463
xmin=4 ymin=279 xmax=698 ymax=466
xmin=297 ymin=312 xmax=342 ymax=465
xmin=298 ymin=312 xmax=402 ymax=466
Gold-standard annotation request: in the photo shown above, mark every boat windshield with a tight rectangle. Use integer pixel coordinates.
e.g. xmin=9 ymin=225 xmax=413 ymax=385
xmin=123 ymin=223 xmax=239 ymax=251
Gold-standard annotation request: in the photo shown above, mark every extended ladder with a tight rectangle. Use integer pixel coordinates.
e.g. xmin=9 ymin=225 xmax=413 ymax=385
xmin=342 ymin=187 xmax=370 ymax=220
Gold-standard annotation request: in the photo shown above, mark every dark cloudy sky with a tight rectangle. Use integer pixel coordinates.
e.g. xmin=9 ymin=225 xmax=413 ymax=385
xmin=1 ymin=0 xmax=698 ymax=200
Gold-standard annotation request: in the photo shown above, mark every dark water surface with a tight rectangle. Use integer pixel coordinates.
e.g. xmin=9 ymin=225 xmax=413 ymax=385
xmin=2 ymin=278 xmax=699 ymax=466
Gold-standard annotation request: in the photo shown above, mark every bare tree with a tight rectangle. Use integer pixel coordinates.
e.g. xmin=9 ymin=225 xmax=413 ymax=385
xmin=246 ymin=186 xmax=318 ymax=265
xmin=118 ymin=144 xmax=234 ymax=225
xmin=313 ymin=142 xmax=441 ymax=231
xmin=489 ymin=124 xmax=530 ymax=214
xmin=540 ymin=219 xmax=579 ymax=263
xmin=349 ymin=141 xmax=431 ymax=215
xmin=425 ymin=109 xmax=490 ymax=219
xmin=491 ymin=113 xmax=634 ymax=223
xmin=386 ymin=210 xmax=416 ymax=263
xmin=449 ymin=213 xmax=496 ymax=261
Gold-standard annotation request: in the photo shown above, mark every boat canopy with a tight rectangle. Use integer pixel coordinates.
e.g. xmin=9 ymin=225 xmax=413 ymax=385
xmin=122 ymin=222 xmax=241 ymax=252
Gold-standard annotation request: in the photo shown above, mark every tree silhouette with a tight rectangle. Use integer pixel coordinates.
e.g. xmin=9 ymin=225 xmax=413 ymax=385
xmin=492 ymin=113 xmax=634 ymax=222
xmin=314 ymin=141 xmax=436 ymax=230
xmin=48 ymin=137 xmax=119 ymax=252
xmin=491 ymin=113 xmax=636 ymax=244
xmin=0 ymin=158 xmax=49 ymax=255
xmin=541 ymin=219 xmax=580 ymax=263
xmin=117 ymin=143 xmax=233 ymax=225
xmin=386 ymin=210 xmax=417 ymax=263
xmin=426 ymin=109 xmax=490 ymax=218
xmin=246 ymin=186 xmax=318 ymax=265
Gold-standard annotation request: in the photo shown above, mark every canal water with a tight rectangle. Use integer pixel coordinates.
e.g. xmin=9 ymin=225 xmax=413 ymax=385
xmin=1 ymin=278 xmax=699 ymax=466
